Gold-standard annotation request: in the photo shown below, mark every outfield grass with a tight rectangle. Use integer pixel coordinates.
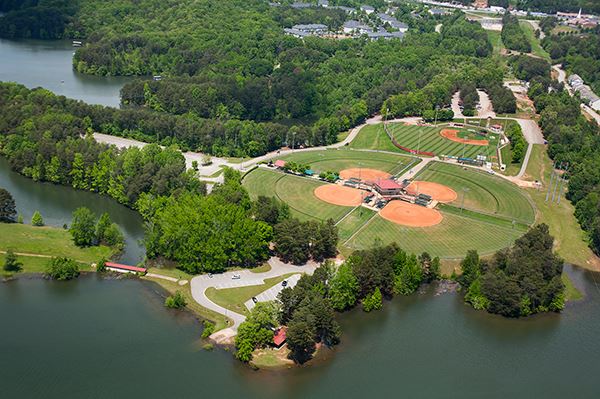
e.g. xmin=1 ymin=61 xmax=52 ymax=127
xmin=345 ymin=212 xmax=526 ymax=259
xmin=523 ymin=145 xmax=600 ymax=270
xmin=205 ymin=274 xmax=295 ymax=316
xmin=350 ymin=124 xmax=402 ymax=152
xmin=0 ymin=223 xmax=114 ymax=265
xmin=277 ymin=148 xmax=413 ymax=176
xmin=387 ymin=123 xmax=500 ymax=160
xmin=416 ymin=162 xmax=535 ymax=224
xmin=243 ymin=168 xmax=352 ymax=221
xmin=336 ymin=207 xmax=376 ymax=243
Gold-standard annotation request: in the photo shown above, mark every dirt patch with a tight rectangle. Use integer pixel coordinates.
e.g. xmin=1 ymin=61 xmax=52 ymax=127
xmin=339 ymin=168 xmax=391 ymax=182
xmin=440 ymin=129 xmax=488 ymax=146
xmin=314 ymin=185 xmax=363 ymax=206
xmin=380 ymin=201 xmax=443 ymax=227
xmin=406 ymin=181 xmax=457 ymax=203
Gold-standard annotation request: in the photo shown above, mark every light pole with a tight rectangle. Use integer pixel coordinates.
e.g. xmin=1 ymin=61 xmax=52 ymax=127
xmin=434 ymin=105 xmax=440 ymax=127
xmin=460 ymin=187 xmax=470 ymax=212
xmin=292 ymin=132 xmax=296 ymax=152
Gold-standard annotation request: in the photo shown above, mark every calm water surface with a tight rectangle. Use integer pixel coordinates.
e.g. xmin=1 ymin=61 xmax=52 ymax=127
xmin=0 ymin=38 xmax=128 ymax=107
xmin=0 ymin=266 xmax=599 ymax=398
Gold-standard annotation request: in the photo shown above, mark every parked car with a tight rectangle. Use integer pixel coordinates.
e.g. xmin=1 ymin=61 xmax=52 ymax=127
xmin=282 ymin=280 xmax=288 ymax=287
xmin=252 ymin=297 xmax=258 ymax=303
xmin=232 ymin=274 xmax=241 ymax=280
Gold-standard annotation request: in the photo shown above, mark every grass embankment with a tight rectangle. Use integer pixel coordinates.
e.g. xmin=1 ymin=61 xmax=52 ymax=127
xmin=205 ymin=274 xmax=295 ymax=316
xmin=0 ymin=223 xmax=114 ymax=273
xmin=487 ymin=30 xmax=505 ymax=56
xmin=562 ymin=273 xmax=583 ymax=302
xmin=522 ymin=145 xmax=600 ymax=271
xmin=519 ymin=21 xmax=550 ymax=61
xmin=350 ymin=124 xmax=401 ymax=152
xmin=144 ymin=276 xmax=231 ymax=331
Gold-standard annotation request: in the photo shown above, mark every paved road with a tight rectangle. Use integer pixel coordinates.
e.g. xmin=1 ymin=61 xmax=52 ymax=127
xmin=244 ymin=274 xmax=302 ymax=311
xmin=189 ymin=257 xmax=317 ymax=331
xmin=451 ymin=91 xmax=463 ymax=118
xmin=476 ymin=90 xmax=496 ymax=119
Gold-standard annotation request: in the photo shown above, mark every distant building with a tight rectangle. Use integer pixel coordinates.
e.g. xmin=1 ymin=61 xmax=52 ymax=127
xmin=473 ymin=0 xmax=488 ymax=8
xmin=429 ymin=8 xmax=449 ymax=16
xmin=367 ymin=29 xmax=404 ymax=40
xmin=361 ymin=5 xmax=375 ymax=15
xmin=568 ymin=74 xmax=584 ymax=89
xmin=575 ymin=85 xmax=600 ymax=111
xmin=331 ymin=5 xmax=355 ymax=14
xmin=343 ymin=20 xmax=372 ymax=35
xmin=274 ymin=160 xmax=287 ymax=169
xmin=377 ymin=13 xmax=409 ymax=32
xmin=318 ymin=0 xmax=329 ymax=7
xmin=290 ymin=2 xmax=312 ymax=9
xmin=284 ymin=24 xmax=328 ymax=38
xmin=273 ymin=327 xmax=288 ymax=348
xmin=104 ymin=262 xmax=147 ymax=275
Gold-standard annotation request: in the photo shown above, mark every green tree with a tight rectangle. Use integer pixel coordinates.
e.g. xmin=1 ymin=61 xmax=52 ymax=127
xmin=3 ymin=250 xmax=22 ymax=273
xmin=31 ymin=210 xmax=44 ymax=226
xmin=45 ymin=257 xmax=80 ymax=280
xmin=286 ymin=307 xmax=317 ymax=364
xmin=234 ymin=302 xmax=278 ymax=362
xmin=0 ymin=187 xmax=17 ymax=223
xmin=329 ymin=261 xmax=359 ymax=311
xmin=362 ymin=287 xmax=383 ymax=312
xmin=458 ymin=250 xmax=480 ymax=287
xmin=70 ymin=207 xmax=97 ymax=247
xmin=70 ymin=153 xmax=87 ymax=190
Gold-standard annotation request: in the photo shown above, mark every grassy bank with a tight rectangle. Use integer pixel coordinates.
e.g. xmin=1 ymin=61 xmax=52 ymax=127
xmin=523 ymin=145 xmax=599 ymax=270
xmin=0 ymin=222 xmax=114 ymax=273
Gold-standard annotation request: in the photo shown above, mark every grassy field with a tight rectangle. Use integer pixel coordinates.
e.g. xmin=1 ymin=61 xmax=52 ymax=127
xmin=277 ymin=148 xmax=413 ymax=176
xmin=487 ymin=30 xmax=505 ymax=56
xmin=522 ymin=145 xmax=600 ymax=270
xmin=0 ymin=223 xmax=114 ymax=267
xmin=416 ymin=162 xmax=536 ymax=224
xmin=336 ymin=207 xmax=377 ymax=243
xmin=205 ymin=274 xmax=295 ymax=316
xmin=349 ymin=124 xmax=402 ymax=152
xmin=344 ymin=212 xmax=526 ymax=259
xmin=243 ymin=168 xmax=352 ymax=221
xmin=387 ymin=123 xmax=500 ymax=160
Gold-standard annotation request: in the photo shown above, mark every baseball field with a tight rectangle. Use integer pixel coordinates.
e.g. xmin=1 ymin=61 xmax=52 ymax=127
xmin=242 ymin=148 xmax=536 ymax=260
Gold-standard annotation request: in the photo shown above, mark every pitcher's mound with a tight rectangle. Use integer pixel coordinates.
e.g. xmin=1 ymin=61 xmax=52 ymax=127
xmin=406 ymin=181 xmax=457 ymax=203
xmin=340 ymin=168 xmax=390 ymax=182
xmin=315 ymin=185 xmax=363 ymax=206
xmin=380 ymin=201 xmax=443 ymax=227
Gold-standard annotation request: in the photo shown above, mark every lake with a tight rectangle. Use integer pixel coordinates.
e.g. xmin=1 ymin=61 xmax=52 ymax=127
xmin=0 ymin=158 xmax=145 ymax=265
xmin=1 ymin=267 xmax=599 ymax=398
xmin=0 ymin=38 xmax=128 ymax=107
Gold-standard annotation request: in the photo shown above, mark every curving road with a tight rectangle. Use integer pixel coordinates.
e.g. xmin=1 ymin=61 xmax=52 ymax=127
xmin=189 ymin=257 xmax=318 ymax=332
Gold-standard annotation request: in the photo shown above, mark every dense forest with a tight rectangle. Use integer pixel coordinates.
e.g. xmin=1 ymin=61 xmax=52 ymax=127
xmin=542 ymin=31 xmax=600 ymax=95
xmin=460 ymin=224 xmax=565 ymax=317
xmin=516 ymin=0 xmax=600 ymax=14
xmin=501 ymin=13 xmax=531 ymax=54
xmin=0 ymin=0 xmax=78 ymax=39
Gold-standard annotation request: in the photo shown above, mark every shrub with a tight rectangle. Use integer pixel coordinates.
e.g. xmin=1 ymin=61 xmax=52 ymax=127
xmin=3 ymin=250 xmax=22 ymax=273
xmin=45 ymin=257 xmax=80 ymax=280
xmin=201 ymin=320 xmax=216 ymax=338
xmin=96 ymin=258 xmax=107 ymax=273
xmin=165 ymin=291 xmax=187 ymax=309
xmin=362 ymin=287 xmax=383 ymax=312
xmin=31 ymin=210 xmax=44 ymax=226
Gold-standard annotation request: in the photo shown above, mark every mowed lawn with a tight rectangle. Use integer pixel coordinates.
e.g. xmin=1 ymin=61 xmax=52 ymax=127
xmin=349 ymin=124 xmax=402 ymax=153
xmin=416 ymin=162 xmax=536 ymax=224
xmin=388 ymin=123 xmax=499 ymax=160
xmin=336 ymin=207 xmax=377 ymax=243
xmin=277 ymin=148 xmax=413 ymax=176
xmin=242 ymin=168 xmax=352 ymax=222
xmin=345 ymin=212 xmax=527 ymax=259
xmin=0 ymin=223 xmax=114 ymax=263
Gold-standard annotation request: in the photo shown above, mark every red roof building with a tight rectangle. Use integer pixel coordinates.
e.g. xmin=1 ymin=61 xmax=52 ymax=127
xmin=105 ymin=262 xmax=147 ymax=274
xmin=374 ymin=179 xmax=403 ymax=196
xmin=274 ymin=160 xmax=287 ymax=168
xmin=273 ymin=326 xmax=288 ymax=348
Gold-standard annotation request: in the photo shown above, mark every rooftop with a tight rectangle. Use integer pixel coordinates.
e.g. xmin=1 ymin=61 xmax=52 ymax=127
xmin=273 ymin=327 xmax=288 ymax=347
xmin=105 ymin=262 xmax=147 ymax=273
xmin=376 ymin=179 xmax=403 ymax=190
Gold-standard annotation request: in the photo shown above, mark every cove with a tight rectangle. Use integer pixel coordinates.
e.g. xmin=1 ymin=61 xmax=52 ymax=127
xmin=0 ymin=158 xmax=145 ymax=264
xmin=1 ymin=265 xmax=599 ymax=398
xmin=0 ymin=39 xmax=128 ymax=107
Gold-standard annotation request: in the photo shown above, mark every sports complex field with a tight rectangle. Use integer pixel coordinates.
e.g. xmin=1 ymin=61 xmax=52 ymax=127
xmin=387 ymin=123 xmax=500 ymax=160
xmin=242 ymin=145 xmax=536 ymax=260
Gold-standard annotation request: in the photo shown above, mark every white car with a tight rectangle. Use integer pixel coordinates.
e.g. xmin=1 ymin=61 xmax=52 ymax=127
xmin=232 ymin=274 xmax=241 ymax=280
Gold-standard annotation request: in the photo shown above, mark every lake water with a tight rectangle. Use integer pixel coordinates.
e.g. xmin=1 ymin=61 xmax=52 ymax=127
xmin=0 ymin=39 xmax=127 ymax=107
xmin=1 ymin=266 xmax=599 ymax=398
xmin=0 ymin=158 xmax=145 ymax=264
